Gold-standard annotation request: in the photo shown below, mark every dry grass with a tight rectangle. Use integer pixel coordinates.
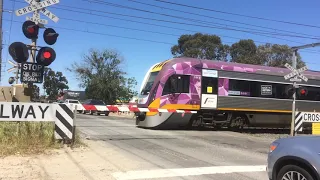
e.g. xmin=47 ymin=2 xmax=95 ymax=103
xmin=0 ymin=122 xmax=84 ymax=156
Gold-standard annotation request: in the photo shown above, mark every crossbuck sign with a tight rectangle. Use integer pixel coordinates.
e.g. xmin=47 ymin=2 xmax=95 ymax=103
xmin=284 ymin=63 xmax=308 ymax=82
xmin=15 ymin=0 xmax=60 ymax=25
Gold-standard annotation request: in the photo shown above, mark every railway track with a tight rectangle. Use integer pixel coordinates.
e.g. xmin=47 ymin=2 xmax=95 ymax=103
xmin=189 ymin=125 xmax=312 ymax=135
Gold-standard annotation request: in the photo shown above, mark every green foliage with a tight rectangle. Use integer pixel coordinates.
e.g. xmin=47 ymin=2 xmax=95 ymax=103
xmin=67 ymin=48 xmax=138 ymax=104
xmin=43 ymin=68 xmax=69 ymax=100
xmin=171 ymin=33 xmax=229 ymax=61
xmin=171 ymin=33 xmax=306 ymax=68
xmin=30 ymin=84 xmax=40 ymax=101
xmin=257 ymin=43 xmax=305 ymax=68
xmin=230 ymin=39 xmax=261 ymax=65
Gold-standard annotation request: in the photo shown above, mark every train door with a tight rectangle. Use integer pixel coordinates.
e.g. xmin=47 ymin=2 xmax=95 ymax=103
xmin=200 ymin=69 xmax=218 ymax=109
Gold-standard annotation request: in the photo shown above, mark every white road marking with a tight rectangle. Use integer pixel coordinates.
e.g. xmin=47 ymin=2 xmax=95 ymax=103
xmin=112 ymin=165 xmax=266 ymax=180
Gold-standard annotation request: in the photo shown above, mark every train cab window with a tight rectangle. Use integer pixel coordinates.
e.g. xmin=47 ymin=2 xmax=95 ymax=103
xmin=163 ymin=75 xmax=190 ymax=95
xmin=201 ymin=77 xmax=218 ymax=94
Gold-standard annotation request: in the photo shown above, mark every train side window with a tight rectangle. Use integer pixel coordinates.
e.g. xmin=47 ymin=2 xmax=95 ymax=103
xmin=163 ymin=75 xmax=190 ymax=95
xmin=228 ymin=79 xmax=251 ymax=96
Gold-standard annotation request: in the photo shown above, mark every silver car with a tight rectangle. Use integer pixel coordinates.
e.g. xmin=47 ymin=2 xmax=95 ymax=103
xmin=267 ymin=135 xmax=320 ymax=180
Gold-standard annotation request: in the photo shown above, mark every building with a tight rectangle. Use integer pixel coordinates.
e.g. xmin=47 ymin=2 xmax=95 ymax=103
xmin=61 ymin=90 xmax=86 ymax=102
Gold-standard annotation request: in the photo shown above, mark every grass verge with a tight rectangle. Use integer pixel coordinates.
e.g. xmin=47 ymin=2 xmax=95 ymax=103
xmin=0 ymin=122 xmax=85 ymax=156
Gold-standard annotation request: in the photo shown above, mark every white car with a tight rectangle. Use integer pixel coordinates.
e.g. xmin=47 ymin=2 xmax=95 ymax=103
xmin=64 ymin=99 xmax=84 ymax=112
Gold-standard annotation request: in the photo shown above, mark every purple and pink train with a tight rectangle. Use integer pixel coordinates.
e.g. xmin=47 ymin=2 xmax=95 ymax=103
xmin=136 ymin=57 xmax=320 ymax=130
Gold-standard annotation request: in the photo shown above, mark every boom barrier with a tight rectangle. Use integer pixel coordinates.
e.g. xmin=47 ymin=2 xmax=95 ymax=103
xmin=77 ymin=104 xmax=198 ymax=113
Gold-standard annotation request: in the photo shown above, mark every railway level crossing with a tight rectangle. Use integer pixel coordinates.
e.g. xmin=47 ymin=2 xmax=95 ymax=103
xmin=284 ymin=42 xmax=320 ymax=136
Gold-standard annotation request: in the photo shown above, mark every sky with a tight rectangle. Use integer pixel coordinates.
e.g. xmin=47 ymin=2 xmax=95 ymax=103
xmin=2 ymin=0 xmax=320 ymax=95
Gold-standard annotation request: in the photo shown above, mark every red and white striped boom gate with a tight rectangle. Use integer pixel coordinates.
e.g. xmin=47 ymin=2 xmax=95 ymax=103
xmin=80 ymin=105 xmax=197 ymax=114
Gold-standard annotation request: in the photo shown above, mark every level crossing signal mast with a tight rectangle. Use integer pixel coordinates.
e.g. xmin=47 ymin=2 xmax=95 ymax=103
xmin=9 ymin=20 xmax=59 ymax=66
xmin=8 ymin=19 xmax=59 ymax=85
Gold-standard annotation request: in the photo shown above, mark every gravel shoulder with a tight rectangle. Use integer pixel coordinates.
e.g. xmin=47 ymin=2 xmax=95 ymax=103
xmin=0 ymin=140 xmax=130 ymax=180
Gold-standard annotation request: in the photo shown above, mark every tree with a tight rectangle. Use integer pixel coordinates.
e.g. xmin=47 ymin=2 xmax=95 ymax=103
xmin=229 ymin=39 xmax=263 ymax=65
xmin=257 ymin=43 xmax=306 ymax=68
xmin=171 ymin=33 xmax=229 ymax=61
xmin=29 ymin=84 xmax=40 ymax=101
xmin=118 ymin=77 xmax=138 ymax=103
xmin=43 ymin=68 xmax=69 ymax=100
xmin=67 ymin=48 xmax=138 ymax=104
xmin=171 ymin=33 xmax=306 ymax=68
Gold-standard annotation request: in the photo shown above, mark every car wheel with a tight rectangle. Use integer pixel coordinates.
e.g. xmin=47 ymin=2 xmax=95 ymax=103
xmin=277 ymin=164 xmax=314 ymax=180
xmin=105 ymin=112 xmax=109 ymax=116
xmin=90 ymin=110 xmax=94 ymax=115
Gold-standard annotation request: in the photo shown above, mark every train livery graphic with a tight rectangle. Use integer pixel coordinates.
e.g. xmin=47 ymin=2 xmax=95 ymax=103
xmin=136 ymin=57 xmax=320 ymax=130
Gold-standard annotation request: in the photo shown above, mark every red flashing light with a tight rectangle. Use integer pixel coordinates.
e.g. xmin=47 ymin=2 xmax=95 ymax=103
xmin=300 ymin=89 xmax=306 ymax=95
xmin=27 ymin=27 xmax=35 ymax=34
xmin=43 ymin=51 xmax=51 ymax=59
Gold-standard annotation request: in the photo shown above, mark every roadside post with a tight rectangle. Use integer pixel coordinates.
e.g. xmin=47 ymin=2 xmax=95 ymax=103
xmin=71 ymin=105 xmax=77 ymax=148
xmin=284 ymin=42 xmax=320 ymax=136
xmin=284 ymin=63 xmax=308 ymax=136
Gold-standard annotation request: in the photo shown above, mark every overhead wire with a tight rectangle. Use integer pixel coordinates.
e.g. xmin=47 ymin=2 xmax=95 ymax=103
xmin=2 ymin=19 xmax=176 ymax=45
xmin=80 ymin=0 xmax=320 ymax=41
xmin=5 ymin=1 xmax=320 ymax=54
xmin=73 ymin=0 xmax=320 ymax=53
xmin=2 ymin=0 xmax=16 ymax=81
xmin=3 ymin=0 xmax=320 ymax=67
xmin=154 ymin=0 xmax=320 ymax=29
xmin=10 ymin=0 xmax=320 ymax=41
xmin=126 ymin=0 xmax=319 ymax=38
xmin=3 ymin=18 xmax=320 ymax=58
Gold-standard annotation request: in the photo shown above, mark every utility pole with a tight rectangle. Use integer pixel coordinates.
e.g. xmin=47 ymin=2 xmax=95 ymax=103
xmin=289 ymin=42 xmax=320 ymax=136
xmin=0 ymin=0 xmax=3 ymax=82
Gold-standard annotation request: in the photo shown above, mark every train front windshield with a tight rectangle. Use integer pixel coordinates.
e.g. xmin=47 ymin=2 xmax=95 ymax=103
xmin=140 ymin=71 xmax=159 ymax=95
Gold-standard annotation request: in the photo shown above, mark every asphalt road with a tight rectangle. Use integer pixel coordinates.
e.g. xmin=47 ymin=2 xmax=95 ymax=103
xmin=76 ymin=113 xmax=275 ymax=180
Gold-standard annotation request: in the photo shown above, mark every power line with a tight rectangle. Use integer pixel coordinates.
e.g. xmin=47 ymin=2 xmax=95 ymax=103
xmin=72 ymin=0 xmax=320 ymax=47
xmin=3 ymin=6 xmax=249 ymax=44
xmin=6 ymin=3 xmax=320 ymax=55
xmin=2 ymin=19 xmax=319 ymax=65
xmin=126 ymin=0 xmax=319 ymax=39
xmin=3 ymin=19 xmax=175 ymax=45
xmin=11 ymin=0 xmax=319 ymax=41
xmin=2 ymin=0 xmax=15 ymax=78
xmin=39 ymin=16 xmax=320 ymax=54
xmin=61 ymin=17 xmax=180 ymax=37
xmin=154 ymin=0 xmax=320 ymax=29
xmin=47 ymin=16 xmax=320 ymax=54
xmin=82 ymin=0 xmax=320 ymax=41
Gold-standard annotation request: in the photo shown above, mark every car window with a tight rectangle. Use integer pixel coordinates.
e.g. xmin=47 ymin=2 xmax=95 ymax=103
xmin=83 ymin=100 xmax=90 ymax=104
xmin=69 ymin=100 xmax=79 ymax=103
xmin=91 ymin=100 xmax=105 ymax=105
